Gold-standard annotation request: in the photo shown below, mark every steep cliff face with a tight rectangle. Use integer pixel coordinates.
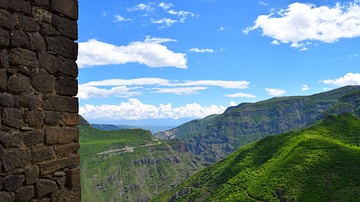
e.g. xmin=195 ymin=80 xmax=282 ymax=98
xmin=155 ymin=86 xmax=360 ymax=163
xmin=152 ymin=113 xmax=360 ymax=202
xmin=80 ymin=126 xmax=204 ymax=202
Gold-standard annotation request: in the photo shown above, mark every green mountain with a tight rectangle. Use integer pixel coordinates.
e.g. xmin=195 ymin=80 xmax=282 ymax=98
xmin=79 ymin=125 xmax=204 ymax=202
xmin=155 ymin=86 xmax=360 ymax=163
xmin=152 ymin=113 xmax=360 ymax=202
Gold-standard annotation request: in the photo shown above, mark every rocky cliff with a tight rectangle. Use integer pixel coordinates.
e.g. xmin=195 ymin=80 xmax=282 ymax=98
xmin=155 ymin=86 xmax=360 ymax=163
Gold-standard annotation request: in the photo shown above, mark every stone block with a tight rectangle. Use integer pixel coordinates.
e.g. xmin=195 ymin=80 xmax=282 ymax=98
xmin=65 ymin=168 xmax=80 ymax=187
xmin=9 ymin=0 xmax=31 ymax=14
xmin=0 ymin=131 xmax=22 ymax=147
xmin=2 ymin=148 xmax=31 ymax=172
xmin=43 ymin=96 xmax=78 ymax=113
xmin=0 ymin=28 xmax=10 ymax=46
xmin=33 ymin=0 xmax=49 ymax=7
xmin=61 ymin=113 xmax=79 ymax=126
xmin=31 ymin=147 xmax=55 ymax=163
xmin=0 ymin=93 xmax=14 ymax=107
xmin=3 ymin=175 xmax=25 ymax=190
xmin=10 ymin=31 xmax=29 ymax=47
xmin=0 ymin=9 xmax=16 ymax=29
xmin=14 ymin=94 xmax=41 ymax=110
xmin=25 ymin=165 xmax=39 ymax=185
xmin=15 ymin=185 xmax=35 ymax=201
xmin=0 ymin=191 xmax=15 ymax=202
xmin=28 ymin=32 xmax=46 ymax=51
xmin=38 ymin=156 xmax=80 ymax=175
xmin=53 ymin=15 xmax=78 ymax=40
xmin=46 ymin=36 xmax=78 ymax=60
xmin=38 ymin=53 xmax=58 ymax=75
xmin=9 ymin=48 xmax=38 ymax=69
xmin=44 ymin=112 xmax=61 ymax=126
xmin=56 ymin=77 xmax=78 ymax=96
xmin=0 ymin=50 xmax=9 ymax=69
xmin=32 ymin=6 xmax=52 ymax=23
xmin=51 ymin=0 xmax=78 ymax=20
xmin=57 ymin=56 xmax=78 ymax=77
xmin=7 ymin=73 xmax=31 ymax=94
xmin=31 ymin=74 xmax=55 ymax=93
xmin=15 ymin=15 xmax=40 ymax=32
xmin=2 ymin=108 xmax=23 ymax=129
xmin=36 ymin=179 xmax=58 ymax=198
xmin=25 ymin=111 xmax=45 ymax=127
xmin=40 ymin=23 xmax=58 ymax=36
xmin=54 ymin=143 xmax=80 ymax=157
xmin=50 ymin=187 xmax=80 ymax=202
xmin=45 ymin=127 xmax=79 ymax=145
xmin=23 ymin=131 xmax=44 ymax=146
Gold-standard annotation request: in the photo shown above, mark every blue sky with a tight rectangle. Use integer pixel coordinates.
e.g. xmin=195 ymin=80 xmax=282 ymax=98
xmin=77 ymin=0 xmax=360 ymax=125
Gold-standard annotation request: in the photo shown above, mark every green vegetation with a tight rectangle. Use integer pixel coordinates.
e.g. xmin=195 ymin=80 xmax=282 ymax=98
xmin=152 ymin=113 xmax=360 ymax=202
xmin=155 ymin=85 xmax=360 ymax=164
xmin=79 ymin=126 xmax=154 ymax=157
xmin=80 ymin=126 xmax=204 ymax=201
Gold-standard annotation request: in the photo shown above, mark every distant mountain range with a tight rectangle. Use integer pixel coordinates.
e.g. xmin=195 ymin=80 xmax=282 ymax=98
xmin=155 ymin=85 xmax=360 ymax=163
xmin=152 ymin=113 xmax=360 ymax=201
xmin=90 ymin=123 xmax=177 ymax=134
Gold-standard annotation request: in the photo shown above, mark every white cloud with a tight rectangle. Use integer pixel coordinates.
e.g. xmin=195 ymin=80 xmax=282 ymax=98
xmin=83 ymin=78 xmax=250 ymax=89
xmin=229 ymin=101 xmax=237 ymax=106
xmin=79 ymin=98 xmax=226 ymax=120
xmin=321 ymin=73 xmax=360 ymax=86
xmin=244 ymin=1 xmax=360 ymax=49
xmin=152 ymin=87 xmax=208 ymax=95
xmin=265 ymin=88 xmax=286 ymax=96
xmin=78 ymin=78 xmax=251 ymax=99
xmin=189 ymin=48 xmax=214 ymax=53
xmin=302 ymin=84 xmax=309 ymax=91
xmin=225 ymin=92 xmax=256 ymax=98
xmin=158 ymin=2 xmax=173 ymax=10
xmin=77 ymin=37 xmax=187 ymax=68
xmin=127 ymin=3 xmax=154 ymax=12
xmin=258 ymin=1 xmax=268 ymax=6
xmin=114 ymin=14 xmax=130 ymax=22
xmin=151 ymin=18 xmax=177 ymax=28
xmin=78 ymin=85 xmax=140 ymax=99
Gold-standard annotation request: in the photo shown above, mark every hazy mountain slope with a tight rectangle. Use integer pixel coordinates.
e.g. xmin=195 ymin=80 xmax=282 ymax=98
xmin=155 ymin=86 xmax=360 ymax=163
xmin=79 ymin=125 xmax=204 ymax=202
xmin=152 ymin=113 xmax=360 ymax=202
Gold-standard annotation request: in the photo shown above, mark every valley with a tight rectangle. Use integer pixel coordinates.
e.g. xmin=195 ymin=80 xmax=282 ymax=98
xmin=79 ymin=86 xmax=360 ymax=201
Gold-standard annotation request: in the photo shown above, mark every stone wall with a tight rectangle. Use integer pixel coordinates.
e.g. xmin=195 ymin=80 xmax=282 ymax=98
xmin=0 ymin=0 xmax=80 ymax=201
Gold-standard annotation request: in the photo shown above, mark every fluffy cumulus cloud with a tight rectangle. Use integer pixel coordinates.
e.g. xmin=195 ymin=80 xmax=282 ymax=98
xmin=78 ymin=78 xmax=251 ymax=99
xmin=77 ymin=37 xmax=187 ymax=68
xmin=79 ymin=98 xmax=226 ymax=120
xmin=321 ymin=73 xmax=360 ymax=86
xmin=265 ymin=88 xmax=286 ymax=96
xmin=244 ymin=1 xmax=360 ymax=50
xmin=189 ymin=48 xmax=214 ymax=53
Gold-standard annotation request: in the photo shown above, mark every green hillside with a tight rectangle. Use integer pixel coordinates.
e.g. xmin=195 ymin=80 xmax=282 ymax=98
xmin=80 ymin=126 xmax=204 ymax=201
xmin=155 ymin=86 xmax=360 ymax=163
xmin=152 ymin=113 xmax=360 ymax=202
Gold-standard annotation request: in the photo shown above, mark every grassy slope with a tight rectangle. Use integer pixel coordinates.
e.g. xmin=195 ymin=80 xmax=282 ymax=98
xmin=80 ymin=126 xmax=203 ymax=202
xmin=152 ymin=113 xmax=360 ymax=202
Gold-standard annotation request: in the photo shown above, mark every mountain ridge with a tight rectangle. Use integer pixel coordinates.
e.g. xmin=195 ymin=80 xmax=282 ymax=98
xmin=155 ymin=85 xmax=360 ymax=163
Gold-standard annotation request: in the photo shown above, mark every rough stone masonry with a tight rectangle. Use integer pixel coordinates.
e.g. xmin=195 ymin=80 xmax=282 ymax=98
xmin=0 ymin=0 xmax=80 ymax=201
